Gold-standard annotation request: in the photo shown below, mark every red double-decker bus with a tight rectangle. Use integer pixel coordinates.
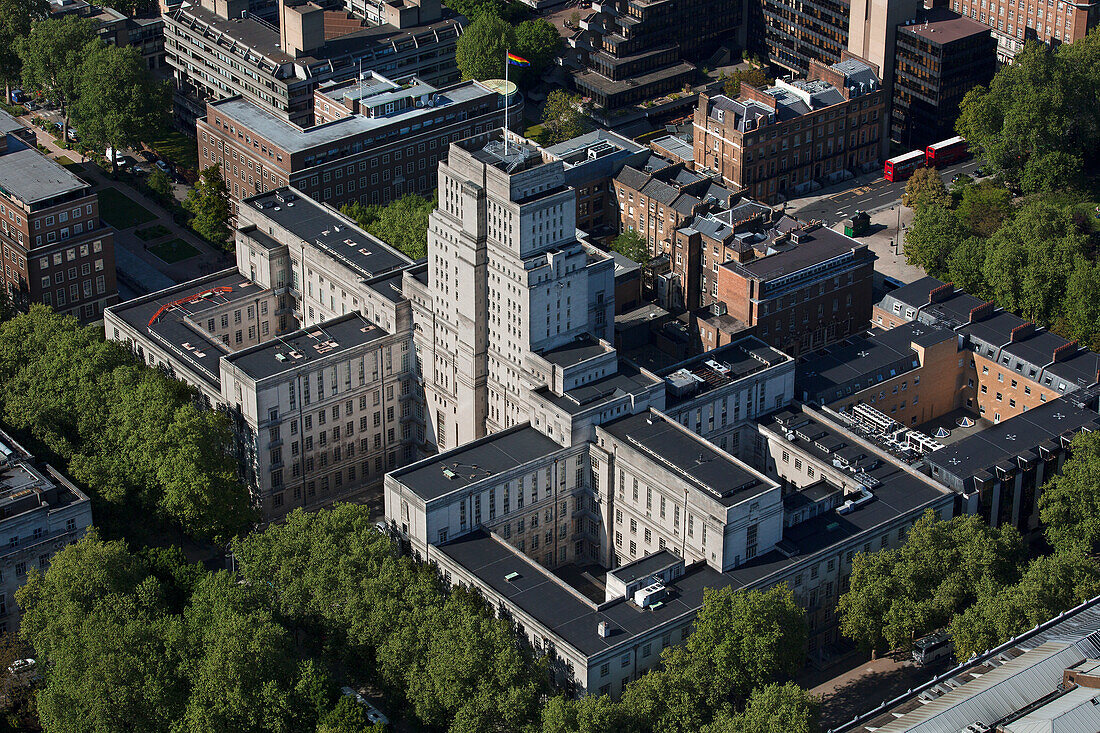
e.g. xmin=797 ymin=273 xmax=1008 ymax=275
xmin=925 ymin=136 xmax=968 ymax=167
xmin=884 ymin=150 xmax=925 ymax=182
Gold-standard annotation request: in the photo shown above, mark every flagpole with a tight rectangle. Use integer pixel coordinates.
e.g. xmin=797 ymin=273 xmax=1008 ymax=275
xmin=504 ymin=50 xmax=509 ymax=157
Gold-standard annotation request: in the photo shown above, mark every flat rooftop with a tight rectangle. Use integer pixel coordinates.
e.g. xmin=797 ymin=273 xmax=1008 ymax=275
xmin=210 ymin=80 xmax=496 ymax=155
xmin=0 ymin=110 xmax=23 ymax=137
xmin=437 ymin=530 xmax=733 ymax=658
xmin=224 ymin=311 xmax=388 ymax=382
xmin=926 ymin=395 xmax=1100 ymax=480
xmin=242 ymin=188 xmax=412 ymax=280
xmin=723 ymin=226 xmax=870 ymax=285
xmin=902 ymin=7 xmax=993 ymax=45
xmin=533 ymin=362 xmax=660 ymax=416
xmin=881 ymin=276 xmax=1100 ymax=391
xmin=538 ymin=335 xmax=613 ymax=368
xmin=0 ymin=146 xmax=90 ymax=206
xmin=796 ymin=323 xmax=953 ymax=402
xmin=390 ymin=425 xmax=566 ymax=502
xmin=659 ymin=336 xmax=790 ymax=407
xmin=107 ymin=270 xmax=265 ymax=389
xmin=607 ymin=549 xmax=682 ymax=586
xmin=602 ymin=411 xmax=772 ymax=506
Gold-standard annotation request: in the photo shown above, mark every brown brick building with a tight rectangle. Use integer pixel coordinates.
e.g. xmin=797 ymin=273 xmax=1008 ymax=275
xmin=612 ymin=156 xmax=736 ymax=260
xmin=197 ymin=74 xmax=520 ymax=210
xmin=712 ymin=223 xmax=875 ymax=356
xmin=693 ymin=56 xmax=886 ymax=203
xmin=0 ymin=113 xmax=117 ymax=321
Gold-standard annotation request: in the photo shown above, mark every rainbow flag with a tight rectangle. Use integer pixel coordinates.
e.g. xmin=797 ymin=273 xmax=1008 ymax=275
xmin=507 ymin=52 xmax=530 ymax=67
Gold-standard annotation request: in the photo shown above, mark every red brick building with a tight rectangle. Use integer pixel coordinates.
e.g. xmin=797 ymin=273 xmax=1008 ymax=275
xmin=0 ymin=115 xmax=117 ymax=321
xmin=711 ymin=223 xmax=875 ymax=356
xmin=198 ymin=74 xmax=520 ymax=210
xmin=693 ymin=55 xmax=886 ymax=203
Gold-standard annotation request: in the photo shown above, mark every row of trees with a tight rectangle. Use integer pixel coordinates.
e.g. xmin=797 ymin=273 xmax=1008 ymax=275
xmin=838 ymin=429 xmax=1100 ymax=662
xmin=16 ymin=532 xmax=379 ymax=733
xmin=0 ymin=307 xmax=254 ymax=543
xmin=341 ymin=193 xmax=436 ymax=260
xmin=904 ymin=33 xmax=1100 ymax=350
xmin=25 ymin=501 xmax=815 ymax=733
xmin=17 ymin=15 xmax=168 ymax=172
xmin=956 ymin=32 xmax=1100 ymax=195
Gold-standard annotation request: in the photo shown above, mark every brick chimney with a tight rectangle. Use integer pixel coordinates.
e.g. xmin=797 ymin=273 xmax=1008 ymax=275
xmin=1010 ymin=322 xmax=1035 ymax=343
xmin=1052 ymin=341 xmax=1079 ymax=363
xmin=928 ymin=281 xmax=954 ymax=305
xmin=968 ymin=302 xmax=993 ymax=323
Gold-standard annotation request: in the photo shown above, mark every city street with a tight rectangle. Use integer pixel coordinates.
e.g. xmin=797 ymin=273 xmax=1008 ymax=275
xmin=791 ymin=157 xmax=984 ymax=226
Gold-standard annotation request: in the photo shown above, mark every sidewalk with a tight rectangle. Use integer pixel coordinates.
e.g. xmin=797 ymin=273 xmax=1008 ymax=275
xmin=22 ymin=120 xmax=232 ymax=294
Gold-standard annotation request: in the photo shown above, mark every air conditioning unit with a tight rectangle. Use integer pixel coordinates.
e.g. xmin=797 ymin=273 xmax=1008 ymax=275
xmin=633 ymin=581 xmax=667 ymax=608
xmin=711 ymin=301 xmax=727 ymax=317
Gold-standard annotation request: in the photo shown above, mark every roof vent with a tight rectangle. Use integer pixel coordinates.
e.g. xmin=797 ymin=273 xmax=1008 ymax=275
xmin=597 ymin=620 xmax=610 ymax=638
xmin=442 ymin=467 xmax=457 ymax=479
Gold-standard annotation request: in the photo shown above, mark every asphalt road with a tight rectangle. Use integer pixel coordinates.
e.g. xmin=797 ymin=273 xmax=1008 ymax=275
xmin=793 ymin=158 xmax=984 ymax=227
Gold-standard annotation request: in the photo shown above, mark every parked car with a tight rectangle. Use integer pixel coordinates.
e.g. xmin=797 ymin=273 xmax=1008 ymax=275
xmin=339 ymin=687 xmax=389 ymax=726
xmin=23 ymin=101 xmax=39 ymax=112
xmin=130 ymin=165 xmax=148 ymax=175
xmin=7 ymin=659 xmax=36 ymax=680
xmin=105 ymin=147 xmax=125 ymax=164
xmin=66 ymin=128 xmax=78 ymax=142
xmin=9 ymin=89 xmax=24 ymax=105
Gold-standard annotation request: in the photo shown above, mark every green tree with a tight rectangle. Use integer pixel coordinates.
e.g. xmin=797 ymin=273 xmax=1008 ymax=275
xmin=611 ymin=230 xmax=649 ymax=263
xmin=514 ymin=18 xmax=561 ymax=75
xmin=319 ymin=695 xmax=384 ymax=733
xmin=944 ymin=236 xmax=990 ymax=298
xmin=18 ymin=531 xmax=332 ymax=733
xmin=981 ymin=201 xmax=1087 ymax=325
xmin=722 ymin=67 xmax=770 ymax=97
xmin=903 ymin=204 xmax=967 ymax=277
xmin=1039 ymin=430 xmax=1100 ymax=554
xmin=949 ymin=552 xmax=1100 ymax=661
xmin=902 ymin=166 xmax=950 ymax=209
xmin=341 ymin=193 xmax=435 ymax=260
xmin=70 ymin=43 xmax=169 ymax=173
xmin=956 ymin=33 xmax=1100 ymax=193
xmin=0 ymin=0 xmax=48 ymax=102
xmin=837 ymin=510 xmax=1026 ymax=654
xmin=147 ymin=166 xmax=172 ymax=201
xmin=955 ymin=181 xmax=1015 ymax=237
xmin=183 ymin=165 xmax=231 ymax=246
xmin=17 ymin=16 xmax=97 ymax=138
xmin=455 ymin=12 xmax=515 ymax=82
xmin=725 ymin=682 xmax=820 ymax=733
xmin=540 ymin=89 xmax=586 ymax=145
xmin=674 ymin=585 xmax=806 ymax=707
xmin=1062 ymin=260 xmax=1100 ymax=350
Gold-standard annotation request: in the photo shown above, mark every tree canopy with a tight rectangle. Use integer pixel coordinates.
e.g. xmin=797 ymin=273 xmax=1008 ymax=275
xmin=540 ymin=90 xmax=587 ymax=145
xmin=17 ymin=16 xmax=96 ymax=135
xmin=837 ymin=510 xmax=1026 ymax=654
xmin=0 ymin=306 xmax=255 ymax=542
xmin=902 ymin=166 xmax=950 ymax=209
xmin=0 ymin=0 xmax=47 ymax=98
xmin=70 ymin=43 xmax=169 ymax=171
xmin=17 ymin=532 xmax=336 ymax=733
xmin=454 ymin=11 xmax=560 ymax=83
xmin=1039 ymin=430 xmax=1100 ymax=555
xmin=956 ymin=32 xmax=1100 ymax=194
xmin=183 ymin=166 xmax=232 ymax=246
xmin=455 ymin=13 xmax=516 ymax=82
xmin=341 ymin=193 xmax=435 ymax=260
xmin=611 ymin=230 xmax=649 ymax=263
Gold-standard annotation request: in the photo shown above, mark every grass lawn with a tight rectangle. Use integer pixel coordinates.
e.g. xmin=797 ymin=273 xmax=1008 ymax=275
xmin=97 ymin=188 xmax=157 ymax=230
xmin=149 ymin=238 xmax=200 ymax=264
xmin=135 ymin=224 xmax=171 ymax=241
xmin=146 ymin=130 xmax=199 ymax=172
